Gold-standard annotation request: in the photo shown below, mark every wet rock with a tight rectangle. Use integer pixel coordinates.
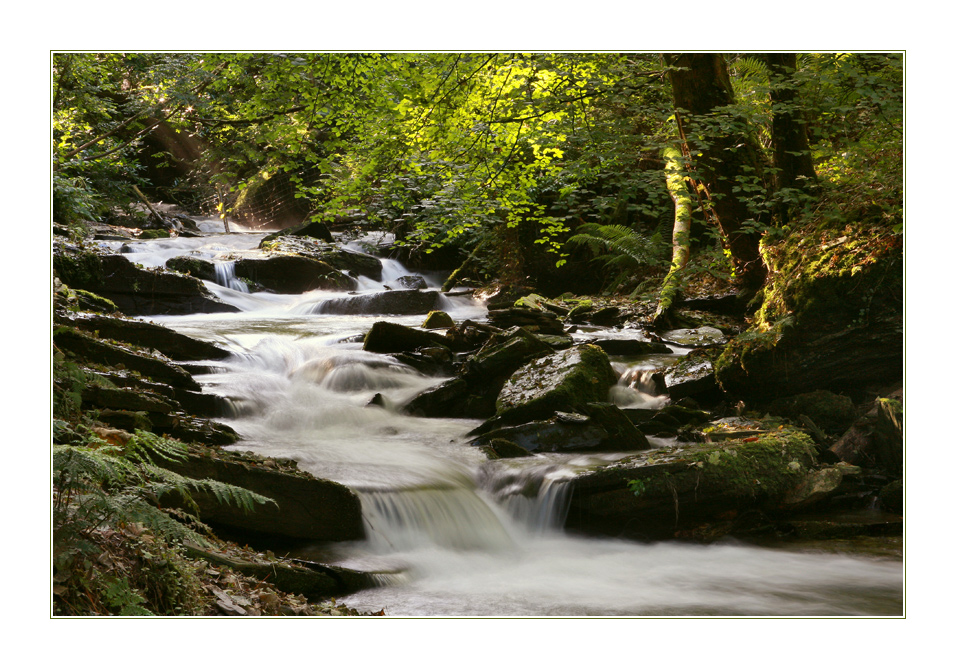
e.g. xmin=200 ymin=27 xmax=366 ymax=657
xmin=363 ymin=320 xmax=453 ymax=354
xmin=54 ymin=251 xmax=239 ymax=316
xmin=402 ymin=327 xmax=556 ymax=419
xmin=878 ymin=479 xmax=903 ymax=513
xmin=260 ymin=220 xmax=334 ymax=244
xmin=165 ymin=446 xmax=365 ymax=542
xmin=565 ymin=430 xmax=820 ymax=540
xmin=261 ymin=236 xmax=384 ymax=281
xmin=317 ymin=290 xmax=442 ymax=316
xmin=659 ymin=326 xmax=728 ymax=348
xmin=587 ymin=306 xmax=625 ymax=327
xmin=391 ymin=275 xmax=427 ymax=290
xmin=422 ymin=310 xmax=455 ymax=329
xmin=484 ymin=438 xmax=532 ymax=459
xmin=591 ymin=338 xmax=672 ymax=356
xmin=234 ymin=256 xmax=355 ymax=294
xmin=165 ymin=255 xmax=219 ymax=282
xmin=663 ymin=349 xmax=720 ymax=402
xmin=474 ymin=344 xmax=617 ymax=434
xmin=54 ymin=327 xmax=201 ymax=391
xmin=514 ymin=293 xmax=569 ymax=316
xmin=59 ymin=312 xmax=230 ymax=361
xmin=472 ymin=402 xmax=649 ymax=453
xmin=487 ymin=307 xmax=565 ymax=335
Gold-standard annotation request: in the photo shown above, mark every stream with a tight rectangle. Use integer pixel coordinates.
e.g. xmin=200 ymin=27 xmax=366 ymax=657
xmin=103 ymin=219 xmax=904 ymax=617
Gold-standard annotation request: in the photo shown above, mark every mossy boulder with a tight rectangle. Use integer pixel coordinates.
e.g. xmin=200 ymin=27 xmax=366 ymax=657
xmin=715 ymin=221 xmax=903 ymax=400
xmin=165 ymin=445 xmax=365 ymax=542
xmin=565 ymin=429 xmax=820 ymax=540
xmin=474 ymin=344 xmax=617 ymax=433
xmin=260 ymin=220 xmax=334 ymax=244
xmin=165 ymin=255 xmax=219 ymax=282
xmin=422 ymin=310 xmax=455 ymax=329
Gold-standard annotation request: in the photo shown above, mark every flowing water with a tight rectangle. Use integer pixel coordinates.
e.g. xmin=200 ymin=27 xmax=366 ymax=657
xmin=107 ymin=220 xmax=904 ymax=617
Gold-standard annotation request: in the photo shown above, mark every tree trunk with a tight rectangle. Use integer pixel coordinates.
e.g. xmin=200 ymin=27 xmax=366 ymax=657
xmin=764 ymin=54 xmax=817 ymax=205
xmin=653 ymin=146 xmax=693 ymax=327
xmin=664 ymin=53 xmax=768 ymax=290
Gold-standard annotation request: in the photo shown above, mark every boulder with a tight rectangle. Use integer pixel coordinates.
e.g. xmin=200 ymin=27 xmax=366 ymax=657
xmin=402 ymin=326 xmax=555 ymax=419
xmin=659 ymin=326 xmax=728 ymax=348
xmin=664 ymin=349 xmax=721 ymax=402
xmin=260 ymin=220 xmax=334 ymax=244
xmin=53 ymin=251 xmax=240 ymax=316
xmin=471 ymin=403 xmax=650 ymax=453
xmin=316 ymin=290 xmax=442 ymax=316
xmin=487 ymin=307 xmax=565 ymax=335
xmin=234 ymin=256 xmax=355 ymax=294
xmin=474 ymin=344 xmax=617 ymax=433
xmin=165 ymin=255 xmax=219 ymax=282
xmin=391 ymin=275 xmax=427 ymax=290
xmin=564 ymin=429 xmax=821 ymax=540
xmin=714 ymin=226 xmax=903 ymax=401
xmin=165 ymin=445 xmax=365 ymax=542
xmin=260 ymin=235 xmax=384 ymax=280
xmin=422 ymin=310 xmax=455 ymax=329
xmin=362 ymin=321 xmax=453 ymax=354
xmin=591 ymin=338 xmax=672 ymax=356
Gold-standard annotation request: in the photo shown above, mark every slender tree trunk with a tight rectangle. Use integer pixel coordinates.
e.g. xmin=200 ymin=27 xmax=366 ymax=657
xmin=764 ymin=53 xmax=818 ymax=222
xmin=654 ymin=146 xmax=693 ymax=327
xmin=664 ymin=53 xmax=767 ymax=290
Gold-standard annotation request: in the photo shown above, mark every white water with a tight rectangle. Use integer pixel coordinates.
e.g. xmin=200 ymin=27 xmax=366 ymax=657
xmin=133 ymin=226 xmax=903 ymax=617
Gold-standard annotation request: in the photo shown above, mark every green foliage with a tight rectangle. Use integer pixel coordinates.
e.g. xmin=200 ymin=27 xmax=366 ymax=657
xmin=567 ymin=222 xmax=667 ymax=293
xmin=52 ymin=428 xmax=274 ymax=615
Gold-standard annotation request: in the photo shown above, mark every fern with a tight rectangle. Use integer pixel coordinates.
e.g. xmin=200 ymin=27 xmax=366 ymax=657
xmin=567 ymin=223 xmax=666 ymax=292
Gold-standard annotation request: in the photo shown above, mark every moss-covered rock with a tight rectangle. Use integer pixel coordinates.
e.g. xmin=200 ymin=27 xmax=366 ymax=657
xmin=422 ymin=310 xmax=455 ymax=329
xmin=565 ymin=428 xmax=820 ymax=539
xmin=715 ymin=219 xmax=903 ymax=400
xmin=475 ymin=344 xmax=617 ymax=433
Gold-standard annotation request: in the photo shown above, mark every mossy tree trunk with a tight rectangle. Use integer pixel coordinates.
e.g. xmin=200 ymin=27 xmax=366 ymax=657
xmin=653 ymin=146 xmax=693 ymax=327
xmin=664 ymin=53 xmax=768 ymax=290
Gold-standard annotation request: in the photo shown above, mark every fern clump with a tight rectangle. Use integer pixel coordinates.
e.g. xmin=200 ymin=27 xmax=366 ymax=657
xmin=52 ymin=428 xmax=274 ymax=615
xmin=566 ymin=223 xmax=667 ymax=295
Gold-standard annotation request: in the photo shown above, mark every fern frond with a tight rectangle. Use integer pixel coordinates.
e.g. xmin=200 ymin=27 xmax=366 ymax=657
xmin=124 ymin=430 xmax=188 ymax=465
xmin=568 ymin=223 xmax=664 ymax=267
xmin=191 ymin=478 xmax=277 ymax=514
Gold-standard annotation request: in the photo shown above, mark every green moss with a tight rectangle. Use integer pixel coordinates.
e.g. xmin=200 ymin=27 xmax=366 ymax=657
xmin=139 ymin=229 xmax=170 ymax=239
xmin=629 ymin=429 xmax=816 ymax=502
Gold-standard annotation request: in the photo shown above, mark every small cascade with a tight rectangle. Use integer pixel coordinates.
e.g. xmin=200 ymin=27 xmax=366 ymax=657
xmin=358 ymin=487 xmax=516 ymax=552
xmin=478 ymin=459 xmax=577 ymax=534
xmin=213 ymin=260 xmax=249 ymax=293
xmin=610 ymin=362 xmax=669 ymax=410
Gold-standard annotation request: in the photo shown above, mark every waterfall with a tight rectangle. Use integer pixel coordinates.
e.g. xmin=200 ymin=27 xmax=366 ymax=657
xmin=213 ymin=260 xmax=249 ymax=293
